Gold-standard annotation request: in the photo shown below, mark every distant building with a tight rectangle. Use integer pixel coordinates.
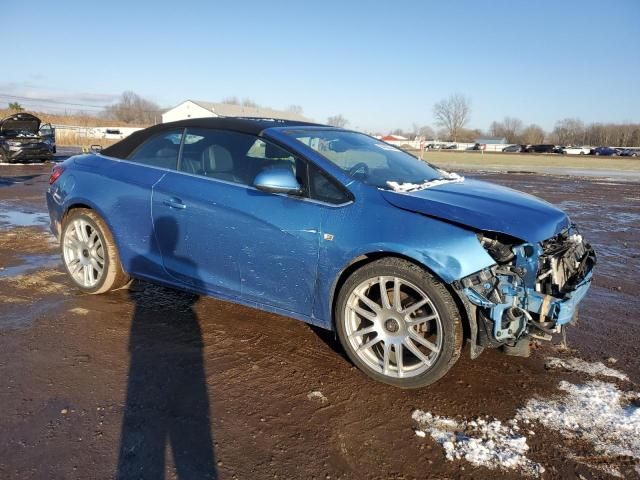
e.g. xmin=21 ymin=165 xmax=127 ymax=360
xmin=474 ymin=137 xmax=508 ymax=144
xmin=380 ymin=134 xmax=409 ymax=142
xmin=161 ymin=100 xmax=310 ymax=123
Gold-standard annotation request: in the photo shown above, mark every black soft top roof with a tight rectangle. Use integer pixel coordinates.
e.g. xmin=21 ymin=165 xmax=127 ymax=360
xmin=102 ymin=116 xmax=325 ymax=159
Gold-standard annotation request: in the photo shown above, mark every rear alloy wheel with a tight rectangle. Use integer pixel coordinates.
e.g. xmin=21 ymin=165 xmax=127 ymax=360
xmin=336 ymin=258 xmax=462 ymax=388
xmin=61 ymin=209 xmax=129 ymax=294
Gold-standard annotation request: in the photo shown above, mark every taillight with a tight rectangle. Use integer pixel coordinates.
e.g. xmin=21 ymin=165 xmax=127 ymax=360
xmin=49 ymin=165 xmax=65 ymax=185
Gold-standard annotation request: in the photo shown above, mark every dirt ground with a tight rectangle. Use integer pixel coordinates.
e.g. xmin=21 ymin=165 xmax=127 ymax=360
xmin=0 ymin=159 xmax=639 ymax=479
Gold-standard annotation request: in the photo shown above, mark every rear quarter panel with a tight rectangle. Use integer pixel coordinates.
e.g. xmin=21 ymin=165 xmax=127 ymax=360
xmin=52 ymin=154 xmax=167 ymax=279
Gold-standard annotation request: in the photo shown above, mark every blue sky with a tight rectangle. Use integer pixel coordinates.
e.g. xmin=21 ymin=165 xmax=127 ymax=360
xmin=3 ymin=0 xmax=639 ymax=132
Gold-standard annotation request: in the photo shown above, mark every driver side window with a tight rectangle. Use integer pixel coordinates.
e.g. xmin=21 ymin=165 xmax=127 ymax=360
xmin=177 ymin=129 xmax=303 ymax=189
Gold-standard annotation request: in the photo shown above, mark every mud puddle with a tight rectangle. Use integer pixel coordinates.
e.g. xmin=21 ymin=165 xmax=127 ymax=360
xmin=0 ymin=201 xmax=50 ymax=229
xmin=0 ymin=252 xmax=60 ymax=278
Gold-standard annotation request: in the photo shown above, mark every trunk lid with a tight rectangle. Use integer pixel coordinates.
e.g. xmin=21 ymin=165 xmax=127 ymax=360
xmin=0 ymin=113 xmax=42 ymax=137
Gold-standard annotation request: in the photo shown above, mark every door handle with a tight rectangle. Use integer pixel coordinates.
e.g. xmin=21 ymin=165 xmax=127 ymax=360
xmin=164 ymin=198 xmax=186 ymax=209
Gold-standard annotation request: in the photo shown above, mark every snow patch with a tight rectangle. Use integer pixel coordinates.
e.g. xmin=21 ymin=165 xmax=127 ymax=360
xmin=412 ymin=357 xmax=636 ymax=476
xmin=306 ymin=390 xmax=328 ymax=404
xmin=517 ymin=380 xmax=640 ymax=460
xmin=545 ymin=356 xmax=629 ymax=381
xmin=386 ymin=171 xmax=464 ymax=193
xmin=412 ymin=410 xmax=544 ymax=477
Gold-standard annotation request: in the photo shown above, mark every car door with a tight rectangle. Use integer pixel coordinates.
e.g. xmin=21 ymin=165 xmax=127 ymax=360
xmin=151 ymin=128 xmax=323 ymax=316
xmin=39 ymin=123 xmax=55 ymax=142
xmin=100 ymin=128 xmax=183 ymax=280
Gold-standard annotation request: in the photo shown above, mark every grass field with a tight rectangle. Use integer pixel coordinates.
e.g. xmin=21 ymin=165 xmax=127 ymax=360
xmin=407 ymin=150 xmax=640 ymax=172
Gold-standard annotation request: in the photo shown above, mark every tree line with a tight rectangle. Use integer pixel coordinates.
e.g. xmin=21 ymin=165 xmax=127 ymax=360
xmin=6 ymin=91 xmax=637 ymax=147
xmin=399 ymin=94 xmax=640 ymax=147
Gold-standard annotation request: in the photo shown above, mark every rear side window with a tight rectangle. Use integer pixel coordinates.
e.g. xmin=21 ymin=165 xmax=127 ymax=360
xmin=127 ymin=129 xmax=183 ymax=170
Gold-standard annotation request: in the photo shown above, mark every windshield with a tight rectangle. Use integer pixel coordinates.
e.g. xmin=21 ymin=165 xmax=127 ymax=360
xmin=284 ymin=129 xmax=443 ymax=188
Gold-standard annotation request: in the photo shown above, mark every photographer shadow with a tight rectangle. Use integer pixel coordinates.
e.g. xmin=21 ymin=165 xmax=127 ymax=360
xmin=117 ymin=217 xmax=217 ymax=479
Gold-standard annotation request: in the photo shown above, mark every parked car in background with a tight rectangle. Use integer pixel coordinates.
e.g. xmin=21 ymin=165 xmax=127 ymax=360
xmin=442 ymin=144 xmax=457 ymax=150
xmin=46 ymin=117 xmax=596 ymax=388
xmin=526 ymin=144 xmax=557 ymax=153
xmin=502 ymin=144 xmax=525 ymax=153
xmin=591 ymin=146 xmax=619 ymax=156
xmin=619 ymin=148 xmax=639 ymax=157
xmin=561 ymin=146 xmax=591 ymax=155
xmin=0 ymin=113 xmax=55 ymax=163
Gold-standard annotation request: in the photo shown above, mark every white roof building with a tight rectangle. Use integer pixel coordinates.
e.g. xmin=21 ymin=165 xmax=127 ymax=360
xmin=161 ymin=100 xmax=310 ymax=124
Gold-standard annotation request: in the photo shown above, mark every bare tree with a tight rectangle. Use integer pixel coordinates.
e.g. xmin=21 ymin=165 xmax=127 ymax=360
xmin=520 ymin=124 xmax=545 ymax=144
xmin=287 ymin=105 xmax=303 ymax=115
xmin=457 ymin=128 xmax=483 ymax=143
xmin=489 ymin=117 xmax=523 ymax=143
xmin=502 ymin=117 xmax=523 ymax=142
xmin=103 ymin=91 xmax=161 ymax=125
xmin=418 ymin=125 xmax=435 ymax=140
xmin=552 ymin=118 xmax=585 ymax=145
xmin=433 ymin=94 xmax=471 ymax=142
xmin=221 ymin=96 xmax=240 ymax=105
xmin=242 ymin=98 xmax=259 ymax=108
xmin=327 ymin=114 xmax=348 ymax=128
xmin=409 ymin=123 xmax=435 ymax=140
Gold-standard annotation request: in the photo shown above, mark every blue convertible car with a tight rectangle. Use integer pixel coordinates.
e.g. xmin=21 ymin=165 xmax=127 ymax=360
xmin=46 ymin=118 xmax=595 ymax=388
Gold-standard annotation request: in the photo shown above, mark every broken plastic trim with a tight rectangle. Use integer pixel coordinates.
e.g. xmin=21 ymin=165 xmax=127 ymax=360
xmin=456 ymin=230 xmax=595 ymax=351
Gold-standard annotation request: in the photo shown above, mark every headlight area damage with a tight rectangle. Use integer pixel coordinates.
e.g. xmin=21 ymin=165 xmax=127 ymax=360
xmin=453 ymin=228 xmax=596 ymax=358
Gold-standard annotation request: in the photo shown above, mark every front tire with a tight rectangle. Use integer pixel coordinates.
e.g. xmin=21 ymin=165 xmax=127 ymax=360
xmin=61 ymin=209 xmax=129 ymax=294
xmin=335 ymin=258 xmax=462 ymax=388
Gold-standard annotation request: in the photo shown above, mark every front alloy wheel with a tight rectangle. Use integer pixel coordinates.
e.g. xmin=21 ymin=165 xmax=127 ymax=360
xmin=336 ymin=258 xmax=462 ymax=388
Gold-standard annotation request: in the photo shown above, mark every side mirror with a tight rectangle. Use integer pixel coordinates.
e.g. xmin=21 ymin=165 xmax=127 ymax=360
xmin=254 ymin=168 xmax=301 ymax=195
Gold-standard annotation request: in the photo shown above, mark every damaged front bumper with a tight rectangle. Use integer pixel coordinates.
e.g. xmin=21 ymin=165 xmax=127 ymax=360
xmin=455 ymin=228 xmax=596 ymax=355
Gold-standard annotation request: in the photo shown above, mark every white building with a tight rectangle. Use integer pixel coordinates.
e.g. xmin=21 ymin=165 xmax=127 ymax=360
xmin=162 ymin=100 xmax=310 ymax=123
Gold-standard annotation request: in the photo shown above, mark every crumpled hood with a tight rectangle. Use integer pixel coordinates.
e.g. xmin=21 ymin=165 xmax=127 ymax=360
xmin=380 ymin=178 xmax=570 ymax=243
xmin=0 ymin=113 xmax=41 ymax=136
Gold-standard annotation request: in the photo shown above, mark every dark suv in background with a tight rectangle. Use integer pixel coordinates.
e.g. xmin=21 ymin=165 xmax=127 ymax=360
xmin=526 ymin=144 xmax=559 ymax=153
xmin=0 ymin=113 xmax=55 ymax=163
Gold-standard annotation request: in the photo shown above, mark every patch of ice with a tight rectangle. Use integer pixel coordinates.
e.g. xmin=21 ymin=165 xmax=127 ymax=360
xmin=412 ymin=410 xmax=544 ymax=477
xmin=517 ymin=380 xmax=640 ymax=460
xmin=306 ymin=390 xmax=328 ymax=404
xmin=545 ymin=356 xmax=629 ymax=381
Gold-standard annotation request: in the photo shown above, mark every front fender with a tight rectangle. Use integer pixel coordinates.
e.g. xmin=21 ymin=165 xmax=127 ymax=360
xmin=314 ymin=199 xmax=496 ymax=329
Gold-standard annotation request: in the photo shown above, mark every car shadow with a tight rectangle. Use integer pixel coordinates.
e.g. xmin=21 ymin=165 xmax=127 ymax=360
xmin=308 ymin=325 xmax=352 ymax=363
xmin=117 ymin=217 xmax=217 ymax=479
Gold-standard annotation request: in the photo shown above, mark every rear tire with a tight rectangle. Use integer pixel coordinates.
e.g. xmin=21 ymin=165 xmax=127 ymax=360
xmin=335 ymin=258 xmax=463 ymax=388
xmin=0 ymin=149 xmax=7 ymax=164
xmin=61 ymin=209 xmax=129 ymax=294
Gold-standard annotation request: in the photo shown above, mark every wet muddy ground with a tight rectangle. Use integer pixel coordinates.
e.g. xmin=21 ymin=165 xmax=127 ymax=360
xmin=0 ymin=161 xmax=639 ymax=479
